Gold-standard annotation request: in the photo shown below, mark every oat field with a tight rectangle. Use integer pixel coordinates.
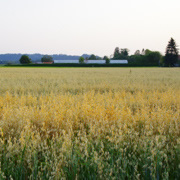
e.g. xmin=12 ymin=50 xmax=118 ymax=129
xmin=0 ymin=68 xmax=179 ymax=179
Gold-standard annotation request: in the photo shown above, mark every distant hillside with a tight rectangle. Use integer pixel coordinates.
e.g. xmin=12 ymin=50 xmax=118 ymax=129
xmin=0 ymin=53 xmax=93 ymax=64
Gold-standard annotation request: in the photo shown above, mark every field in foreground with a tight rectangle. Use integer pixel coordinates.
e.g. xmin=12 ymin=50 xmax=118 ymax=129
xmin=0 ymin=68 xmax=179 ymax=179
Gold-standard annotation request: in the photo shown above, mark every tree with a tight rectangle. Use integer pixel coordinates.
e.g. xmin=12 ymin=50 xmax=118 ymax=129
xmin=103 ymin=56 xmax=108 ymax=60
xmin=113 ymin=47 xmax=120 ymax=59
xmin=164 ymin=38 xmax=179 ymax=67
xmin=79 ymin=56 xmax=84 ymax=64
xmin=41 ymin=55 xmax=53 ymax=63
xmin=130 ymin=50 xmax=162 ymax=66
xmin=145 ymin=49 xmax=152 ymax=55
xmin=134 ymin=50 xmax=141 ymax=55
xmin=141 ymin=49 xmax=145 ymax=55
xmin=146 ymin=51 xmax=162 ymax=65
xmin=19 ymin=55 xmax=32 ymax=64
xmin=113 ymin=47 xmax=129 ymax=59
xmin=120 ymin=48 xmax=129 ymax=56
xmin=103 ymin=56 xmax=110 ymax=64
xmin=88 ymin=54 xmax=97 ymax=60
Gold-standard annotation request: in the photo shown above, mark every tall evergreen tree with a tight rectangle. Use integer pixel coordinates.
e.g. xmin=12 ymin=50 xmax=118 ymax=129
xmin=165 ymin=38 xmax=178 ymax=66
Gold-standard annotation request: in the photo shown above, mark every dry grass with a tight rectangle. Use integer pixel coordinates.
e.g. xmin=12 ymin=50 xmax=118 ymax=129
xmin=0 ymin=68 xmax=179 ymax=179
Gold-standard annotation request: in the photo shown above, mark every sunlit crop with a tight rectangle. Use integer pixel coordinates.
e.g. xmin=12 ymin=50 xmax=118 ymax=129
xmin=0 ymin=68 xmax=179 ymax=179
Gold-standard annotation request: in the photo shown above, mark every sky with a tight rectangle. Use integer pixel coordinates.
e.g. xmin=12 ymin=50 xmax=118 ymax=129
xmin=0 ymin=0 xmax=180 ymax=56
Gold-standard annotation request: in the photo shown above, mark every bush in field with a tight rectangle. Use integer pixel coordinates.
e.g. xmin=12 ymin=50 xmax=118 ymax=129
xmin=19 ymin=55 xmax=32 ymax=64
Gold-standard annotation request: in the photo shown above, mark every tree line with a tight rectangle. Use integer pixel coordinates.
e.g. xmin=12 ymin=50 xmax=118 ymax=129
xmin=122 ymin=38 xmax=178 ymax=67
xmin=19 ymin=38 xmax=179 ymax=67
xmin=79 ymin=38 xmax=179 ymax=66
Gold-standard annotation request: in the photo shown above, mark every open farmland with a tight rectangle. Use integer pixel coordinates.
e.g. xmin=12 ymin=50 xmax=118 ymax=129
xmin=0 ymin=68 xmax=179 ymax=179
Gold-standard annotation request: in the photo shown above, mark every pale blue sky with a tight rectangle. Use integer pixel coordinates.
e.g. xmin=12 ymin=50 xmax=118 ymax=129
xmin=0 ymin=0 xmax=179 ymax=56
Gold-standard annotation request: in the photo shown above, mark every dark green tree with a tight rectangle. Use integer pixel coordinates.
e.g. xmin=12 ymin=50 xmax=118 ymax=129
xmin=79 ymin=56 xmax=84 ymax=64
xmin=120 ymin=48 xmax=129 ymax=56
xmin=145 ymin=49 xmax=152 ymax=55
xmin=113 ymin=47 xmax=129 ymax=59
xmin=41 ymin=55 xmax=53 ymax=63
xmin=146 ymin=51 xmax=162 ymax=65
xmin=164 ymin=38 xmax=179 ymax=66
xmin=88 ymin=54 xmax=97 ymax=60
xmin=19 ymin=55 xmax=32 ymax=64
xmin=130 ymin=50 xmax=162 ymax=66
xmin=103 ymin=56 xmax=108 ymax=60
xmin=113 ymin=47 xmax=120 ymax=59
xmin=103 ymin=56 xmax=110 ymax=64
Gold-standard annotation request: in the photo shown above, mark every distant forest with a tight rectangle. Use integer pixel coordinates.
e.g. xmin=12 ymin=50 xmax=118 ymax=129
xmin=0 ymin=54 xmax=92 ymax=64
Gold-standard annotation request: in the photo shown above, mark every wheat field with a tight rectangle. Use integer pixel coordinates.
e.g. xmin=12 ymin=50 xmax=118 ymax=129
xmin=0 ymin=68 xmax=179 ymax=179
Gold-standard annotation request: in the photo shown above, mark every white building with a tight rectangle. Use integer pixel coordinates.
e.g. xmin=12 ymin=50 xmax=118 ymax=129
xmin=54 ymin=60 xmax=79 ymax=63
xmin=54 ymin=60 xmax=128 ymax=64
xmin=110 ymin=60 xmax=128 ymax=64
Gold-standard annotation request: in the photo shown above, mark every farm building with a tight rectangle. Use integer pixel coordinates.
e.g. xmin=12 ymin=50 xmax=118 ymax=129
xmin=54 ymin=60 xmax=79 ymax=63
xmin=43 ymin=62 xmax=54 ymax=64
xmin=54 ymin=60 xmax=128 ymax=64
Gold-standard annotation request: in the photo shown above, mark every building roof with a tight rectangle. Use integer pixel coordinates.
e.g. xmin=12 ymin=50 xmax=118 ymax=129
xmin=54 ymin=60 xmax=128 ymax=64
